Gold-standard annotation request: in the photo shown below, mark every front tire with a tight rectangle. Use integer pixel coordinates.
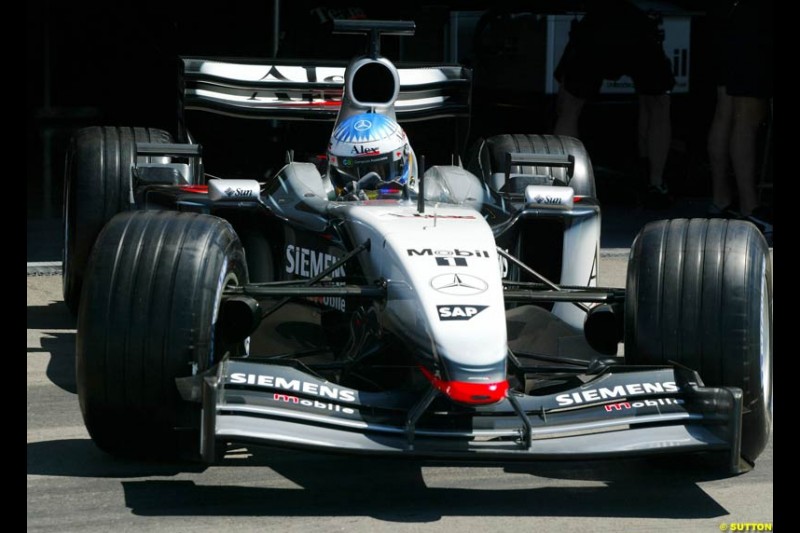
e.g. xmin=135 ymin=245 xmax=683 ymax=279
xmin=76 ymin=210 xmax=247 ymax=459
xmin=625 ymin=218 xmax=772 ymax=463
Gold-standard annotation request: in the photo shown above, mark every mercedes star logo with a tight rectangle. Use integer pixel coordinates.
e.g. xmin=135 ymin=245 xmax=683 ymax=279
xmin=430 ymin=273 xmax=488 ymax=296
xmin=354 ymin=119 xmax=372 ymax=131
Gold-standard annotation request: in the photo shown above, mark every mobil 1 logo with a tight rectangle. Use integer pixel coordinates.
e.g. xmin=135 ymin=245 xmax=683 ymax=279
xmin=437 ymin=305 xmax=488 ymax=321
xmin=436 ymin=257 xmax=467 ymax=267
xmin=407 ymin=248 xmax=490 ymax=269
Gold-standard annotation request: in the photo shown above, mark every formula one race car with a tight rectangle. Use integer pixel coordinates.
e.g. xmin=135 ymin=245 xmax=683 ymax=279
xmin=66 ymin=20 xmax=772 ymax=474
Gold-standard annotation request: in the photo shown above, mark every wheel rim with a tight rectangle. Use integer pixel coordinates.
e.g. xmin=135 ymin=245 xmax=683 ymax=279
xmin=209 ymin=261 xmax=241 ymax=368
xmin=759 ymin=267 xmax=772 ymax=413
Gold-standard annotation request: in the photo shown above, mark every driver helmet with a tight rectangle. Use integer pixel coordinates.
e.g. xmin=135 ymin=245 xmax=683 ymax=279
xmin=327 ymin=113 xmax=413 ymax=196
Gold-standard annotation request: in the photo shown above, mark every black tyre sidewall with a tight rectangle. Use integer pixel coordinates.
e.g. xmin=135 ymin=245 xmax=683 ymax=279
xmin=625 ymin=218 xmax=772 ymax=462
xmin=63 ymin=126 xmax=172 ymax=314
xmin=466 ymin=134 xmax=596 ymax=197
xmin=76 ymin=210 xmax=247 ymax=459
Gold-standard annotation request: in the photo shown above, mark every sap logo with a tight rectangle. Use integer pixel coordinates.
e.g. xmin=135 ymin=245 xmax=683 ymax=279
xmin=351 ymin=145 xmax=380 ymax=155
xmin=533 ymin=195 xmax=562 ymax=205
xmin=437 ymin=305 xmax=488 ymax=321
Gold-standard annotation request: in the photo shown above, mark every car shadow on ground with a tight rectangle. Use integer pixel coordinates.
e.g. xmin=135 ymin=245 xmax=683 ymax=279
xmin=26 ymin=439 xmax=207 ymax=478
xmin=27 ymin=301 xmax=77 ymax=393
xmin=118 ymin=449 xmax=731 ymax=521
xmin=28 ymin=438 xmax=732 ymax=521
xmin=26 ymin=300 xmax=75 ymax=330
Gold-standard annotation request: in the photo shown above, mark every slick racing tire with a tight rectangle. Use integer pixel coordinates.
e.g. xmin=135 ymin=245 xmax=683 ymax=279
xmin=239 ymin=228 xmax=275 ymax=283
xmin=625 ymin=218 xmax=772 ymax=463
xmin=76 ymin=211 xmax=247 ymax=460
xmin=63 ymin=126 xmax=173 ymax=315
xmin=465 ymin=134 xmax=596 ymax=197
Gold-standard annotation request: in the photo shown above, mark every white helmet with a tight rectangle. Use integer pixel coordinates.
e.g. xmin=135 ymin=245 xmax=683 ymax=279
xmin=328 ymin=113 xmax=413 ymax=196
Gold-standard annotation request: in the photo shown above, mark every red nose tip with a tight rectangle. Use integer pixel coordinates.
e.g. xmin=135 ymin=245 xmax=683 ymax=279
xmin=419 ymin=366 xmax=508 ymax=405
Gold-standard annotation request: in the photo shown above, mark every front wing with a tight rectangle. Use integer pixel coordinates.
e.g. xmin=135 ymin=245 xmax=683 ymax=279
xmin=182 ymin=359 xmax=747 ymax=473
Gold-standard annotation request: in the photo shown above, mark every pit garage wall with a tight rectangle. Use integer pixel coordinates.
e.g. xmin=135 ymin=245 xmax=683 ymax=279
xmin=27 ymin=1 xmax=708 ymax=226
xmin=446 ymin=4 xmax=693 ymax=95
xmin=452 ymin=1 xmax=714 ymax=204
xmin=544 ymin=15 xmax=691 ymax=95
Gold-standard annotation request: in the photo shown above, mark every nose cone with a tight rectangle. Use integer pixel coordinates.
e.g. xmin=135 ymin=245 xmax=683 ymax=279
xmin=420 ymin=365 xmax=508 ymax=405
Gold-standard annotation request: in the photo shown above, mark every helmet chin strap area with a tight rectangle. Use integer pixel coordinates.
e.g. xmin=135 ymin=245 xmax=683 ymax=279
xmin=343 ymin=172 xmax=383 ymax=194
xmin=340 ymin=171 xmax=407 ymax=201
xmin=356 ymin=171 xmax=383 ymax=189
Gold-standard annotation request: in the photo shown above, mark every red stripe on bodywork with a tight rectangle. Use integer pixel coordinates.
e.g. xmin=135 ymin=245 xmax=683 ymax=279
xmin=179 ymin=185 xmax=209 ymax=193
xmin=280 ymin=101 xmax=342 ymax=108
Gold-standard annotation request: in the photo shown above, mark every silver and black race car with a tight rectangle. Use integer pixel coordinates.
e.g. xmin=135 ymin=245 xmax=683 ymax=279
xmin=66 ymin=20 xmax=772 ymax=474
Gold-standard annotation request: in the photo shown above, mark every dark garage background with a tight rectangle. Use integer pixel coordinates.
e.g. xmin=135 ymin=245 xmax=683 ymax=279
xmin=28 ymin=1 xmax=765 ymax=238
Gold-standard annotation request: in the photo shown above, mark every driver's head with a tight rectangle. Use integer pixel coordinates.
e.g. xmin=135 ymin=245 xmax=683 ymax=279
xmin=327 ymin=113 xmax=412 ymax=196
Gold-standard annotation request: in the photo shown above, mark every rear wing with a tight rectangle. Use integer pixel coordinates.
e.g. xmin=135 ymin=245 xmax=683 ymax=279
xmin=179 ymin=57 xmax=472 ymax=127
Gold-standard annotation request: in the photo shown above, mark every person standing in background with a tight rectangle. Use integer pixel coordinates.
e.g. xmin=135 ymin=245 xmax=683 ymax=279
xmin=553 ymin=0 xmax=675 ymax=209
xmin=706 ymin=0 xmax=773 ymax=241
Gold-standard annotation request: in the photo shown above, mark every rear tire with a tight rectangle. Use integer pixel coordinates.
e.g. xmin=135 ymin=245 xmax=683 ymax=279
xmin=239 ymin=228 xmax=275 ymax=283
xmin=465 ymin=134 xmax=596 ymax=197
xmin=625 ymin=218 xmax=772 ymax=463
xmin=76 ymin=210 xmax=247 ymax=459
xmin=63 ymin=126 xmax=173 ymax=314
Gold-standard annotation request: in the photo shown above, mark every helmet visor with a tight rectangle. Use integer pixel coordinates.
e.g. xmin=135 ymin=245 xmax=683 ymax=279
xmin=333 ymin=151 xmax=408 ymax=184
